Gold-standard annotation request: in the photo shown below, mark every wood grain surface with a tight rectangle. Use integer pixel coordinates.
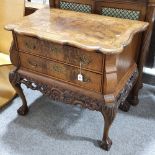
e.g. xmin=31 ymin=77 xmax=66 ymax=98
xmin=6 ymin=8 xmax=148 ymax=54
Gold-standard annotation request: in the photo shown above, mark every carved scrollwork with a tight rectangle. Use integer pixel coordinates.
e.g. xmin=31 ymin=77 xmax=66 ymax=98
xmin=12 ymin=73 xmax=102 ymax=111
xmin=50 ymin=88 xmax=62 ymax=100
xmin=117 ymin=69 xmax=138 ymax=107
xmin=11 ymin=69 xmax=138 ymax=113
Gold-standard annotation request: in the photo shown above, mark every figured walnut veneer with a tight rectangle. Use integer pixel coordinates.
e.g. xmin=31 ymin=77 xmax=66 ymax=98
xmin=6 ymin=8 xmax=148 ymax=151
xmin=17 ymin=34 xmax=103 ymax=72
xmin=6 ymin=8 xmax=148 ymax=54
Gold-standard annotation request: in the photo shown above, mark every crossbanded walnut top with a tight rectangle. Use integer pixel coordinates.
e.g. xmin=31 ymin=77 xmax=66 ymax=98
xmin=6 ymin=8 xmax=148 ymax=54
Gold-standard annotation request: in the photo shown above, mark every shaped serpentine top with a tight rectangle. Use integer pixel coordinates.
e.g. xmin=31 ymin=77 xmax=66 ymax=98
xmin=5 ymin=8 xmax=149 ymax=54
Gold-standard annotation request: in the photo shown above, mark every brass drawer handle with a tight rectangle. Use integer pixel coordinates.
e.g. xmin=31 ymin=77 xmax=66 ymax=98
xmin=82 ymin=74 xmax=91 ymax=83
xmin=25 ymin=41 xmax=36 ymax=50
xmin=28 ymin=60 xmax=38 ymax=68
xmin=49 ymin=46 xmax=60 ymax=54
xmin=51 ymin=65 xmax=65 ymax=73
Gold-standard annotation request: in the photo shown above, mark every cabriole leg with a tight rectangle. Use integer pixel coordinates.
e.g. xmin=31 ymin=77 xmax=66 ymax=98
xmin=100 ymin=106 xmax=117 ymax=151
xmin=9 ymin=71 xmax=29 ymax=115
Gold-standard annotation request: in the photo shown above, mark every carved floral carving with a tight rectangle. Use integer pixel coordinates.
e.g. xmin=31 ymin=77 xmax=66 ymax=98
xmin=9 ymin=69 xmax=138 ymax=112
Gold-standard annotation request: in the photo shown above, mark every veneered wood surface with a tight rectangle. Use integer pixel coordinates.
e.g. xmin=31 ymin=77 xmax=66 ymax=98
xmin=149 ymin=0 xmax=155 ymax=4
xmin=20 ymin=52 xmax=102 ymax=92
xmin=6 ymin=8 xmax=148 ymax=54
xmin=17 ymin=34 xmax=103 ymax=72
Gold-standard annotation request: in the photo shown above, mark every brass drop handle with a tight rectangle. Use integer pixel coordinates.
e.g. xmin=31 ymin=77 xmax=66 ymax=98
xmin=49 ymin=46 xmax=60 ymax=54
xmin=28 ymin=60 xmax=38 ymax=68
xmin=25 ymin=41 xmax=36 ymax=50
xmin=82 ymin=74 xmax=91 ymax=83
xmin=51 ymin=65 xmax=65 ymax=73
xmin=50 ymin=46 xmax=57 ymax=51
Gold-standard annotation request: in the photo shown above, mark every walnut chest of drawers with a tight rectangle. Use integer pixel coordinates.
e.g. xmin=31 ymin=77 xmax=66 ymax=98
xmin=6 ymin=8 xmax=148 ymax=151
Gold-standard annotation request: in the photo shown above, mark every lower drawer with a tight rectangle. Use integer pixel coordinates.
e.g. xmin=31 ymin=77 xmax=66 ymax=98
xmin=19 ymin=53 xmax=102 ymax=92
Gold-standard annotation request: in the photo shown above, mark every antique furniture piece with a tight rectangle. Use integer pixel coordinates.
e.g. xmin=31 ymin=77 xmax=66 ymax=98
xmin=0 ymin=0 xmax=24 ymax=108
xmin=25 ymin=0 xmax=155 ymax=111
xmin=6 ymin=7 xmax=148 ymax=150
xmin=49 ymin=0 xmax=155 ymax=111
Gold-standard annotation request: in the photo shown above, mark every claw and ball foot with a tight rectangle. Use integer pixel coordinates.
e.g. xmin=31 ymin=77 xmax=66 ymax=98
xmin=17 ymin=104 xmax=29 ymax=115
xmin=100 ymin=137 xmax=112 ymax=151
xmin=100 ymin=106 xmax=117 ymax=151
xmin=119 ymin=100 xmax=131 ymax=112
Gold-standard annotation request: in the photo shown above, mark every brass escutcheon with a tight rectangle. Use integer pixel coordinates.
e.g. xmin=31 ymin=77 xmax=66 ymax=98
xmin=79 ymin=55 xmax=91 ymax=65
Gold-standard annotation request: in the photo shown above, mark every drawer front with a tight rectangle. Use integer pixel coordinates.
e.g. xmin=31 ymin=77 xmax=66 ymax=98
xmin=20 ymin=53 xmax=102 ymax=92
xmin=17 ymin=35 xmax=41 ymax=53
xmin=17 ymin=35 xmax=103 ymax=72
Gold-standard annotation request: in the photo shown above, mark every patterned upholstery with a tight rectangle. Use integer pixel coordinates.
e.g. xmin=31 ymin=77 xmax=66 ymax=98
xmin=101 ymin=7 xmax=140 ymax=20
xmin=60 ymin=1 xmax=91 ymax=13
xmin=59 ymin=1 xmax=140 ymax=20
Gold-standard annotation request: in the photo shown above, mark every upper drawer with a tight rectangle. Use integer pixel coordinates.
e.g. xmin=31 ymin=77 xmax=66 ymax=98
xmin=17 ymin=35 xmax=103 ymax=73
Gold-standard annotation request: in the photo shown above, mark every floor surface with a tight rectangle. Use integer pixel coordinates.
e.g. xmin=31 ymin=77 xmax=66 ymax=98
xmin=0 ymin=84 xmax=155 ymax=155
